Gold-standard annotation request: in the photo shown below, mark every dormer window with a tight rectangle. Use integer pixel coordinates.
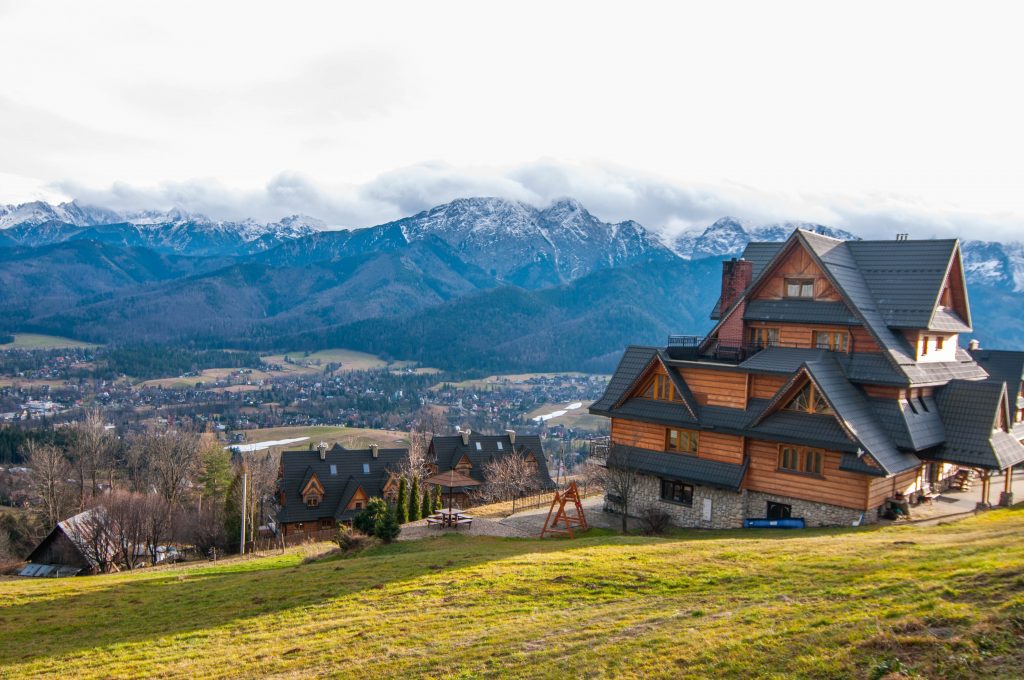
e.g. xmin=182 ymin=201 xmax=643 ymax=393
xmin=814 ymin=331 xmax=849 ymax=353
xmin=640 ymin=372 xmax=681 ymax=401
xmin=784 ymin=383 xmax=833 ymax=415
xmin=306 ymin=495 xmax=321 ymax=508
xmin=785 ymin=278 xmax=815 ymax=298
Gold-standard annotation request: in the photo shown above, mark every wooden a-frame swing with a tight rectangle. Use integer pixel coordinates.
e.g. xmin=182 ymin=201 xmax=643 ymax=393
xmin=539 ymin=481 xmax=588 ymax=538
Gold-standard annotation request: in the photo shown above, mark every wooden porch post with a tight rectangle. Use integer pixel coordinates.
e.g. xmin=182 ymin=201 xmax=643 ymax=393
xmin=1000 ymin=466 xmax=1015 ymax=507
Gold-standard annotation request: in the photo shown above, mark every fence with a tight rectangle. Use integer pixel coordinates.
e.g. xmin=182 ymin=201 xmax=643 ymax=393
xmin=244 ymin=527 xmax=336 ymax=554
xmin=472 ymin=482 xmax=603 ymax=515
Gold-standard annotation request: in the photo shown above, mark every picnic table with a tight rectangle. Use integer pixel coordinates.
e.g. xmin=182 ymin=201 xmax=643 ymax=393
xmin=426 ymin=509 xmax=474 ymax=529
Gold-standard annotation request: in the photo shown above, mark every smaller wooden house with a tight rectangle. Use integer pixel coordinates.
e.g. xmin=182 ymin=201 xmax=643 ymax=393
xmin=21 ymin=508 xmax=113 ymax=577
xmin=275 ymin=443 xmax=408 ymax=537
xmin=426 ymin=430 xmax=557 ymax=507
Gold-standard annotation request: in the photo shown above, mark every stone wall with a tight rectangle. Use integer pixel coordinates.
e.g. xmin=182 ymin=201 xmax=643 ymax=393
xmin=743 ymin=490 xmax=879 ymax=527
xmin=604 ymin=473 xmax=745 ymax=529
xmin=603 ymin=473 xmax=880 ymax=530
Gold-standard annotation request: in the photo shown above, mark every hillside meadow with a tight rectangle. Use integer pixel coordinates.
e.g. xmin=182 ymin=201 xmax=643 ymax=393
xmin=1 ymin=508 xmax=1022 ymax=679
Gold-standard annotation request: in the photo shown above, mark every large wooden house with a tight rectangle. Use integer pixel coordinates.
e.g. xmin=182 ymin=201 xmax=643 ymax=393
xmin=276 ymin=442 xmax=408 ymax=537
xmin=589 ymin=229 xmax=1024 ymax=528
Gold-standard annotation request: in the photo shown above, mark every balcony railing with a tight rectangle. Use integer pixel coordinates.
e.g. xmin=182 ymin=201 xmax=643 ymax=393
xmin=667 ymin=336 xmax=822 ymax=363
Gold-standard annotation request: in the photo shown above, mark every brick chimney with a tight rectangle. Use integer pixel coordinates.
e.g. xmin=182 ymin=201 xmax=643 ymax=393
xmin=461 ymin=429 xmax=471 ymax=446
xmin=717 ymin=258 xmax=753 ymax=349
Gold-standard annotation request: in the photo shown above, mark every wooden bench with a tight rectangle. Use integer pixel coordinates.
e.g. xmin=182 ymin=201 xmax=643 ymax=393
xmin=454 ymin=518 xmax=473 ymax=530
xmin=426 ymin=517 xmax=445 ymax=528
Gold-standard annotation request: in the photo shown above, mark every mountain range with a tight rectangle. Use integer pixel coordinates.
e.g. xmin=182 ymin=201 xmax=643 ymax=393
xmin=1 ymin=198 xmax=1021 ymax=372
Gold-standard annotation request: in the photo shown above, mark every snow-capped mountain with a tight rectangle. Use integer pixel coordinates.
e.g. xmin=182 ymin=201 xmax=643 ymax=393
xmin=0 ymin=200 xmax=320 ymax=255
xmin=385 ymin=197 xmax=672 ymax=285
xmin=669 ymin=217 xmax=859 ymax=260
xmin=961 ymin=239 xmax=1024 ymax=293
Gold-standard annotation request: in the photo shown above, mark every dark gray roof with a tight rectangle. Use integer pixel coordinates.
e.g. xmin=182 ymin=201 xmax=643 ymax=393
xmin=739 ymin=347 xmax=829 ymax=374
xmin=899 ymin=349 xmax=990 ymax=385
xmin=868 ymin=396 xmax=946 ymax=452
xmin=744 ymin=299 xmax=859 ymax=326
xmin=610 ymin=444 xmax=748 ymax=490
xmin=277 ymin=444 xmax=408 ymax=524
xmin=968 ymin=349 xmax=1024 ymax=390
xmin=929 ymin=307 xmax=971 ymax=332
xmin=742 ymin=242 xmax=784 ymax=279
xmin=427 ymin=432 xmax=556 ymax=489
xmin=932 ymin=380 xmax=1024 ymax=469
xmin=845 ymin=239 xmax=965 ymax=329
xmin=590 ymin=345 xmax=659 ymax=412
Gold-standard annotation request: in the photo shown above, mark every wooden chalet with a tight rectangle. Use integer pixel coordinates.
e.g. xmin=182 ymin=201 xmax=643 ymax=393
xmin=275 ymin=442 xmax=407 ymax=537
xmin=426 ymin=429 xmax=556 ymax=507
xmin=590 ymin=229 xmax=1024 ymax=528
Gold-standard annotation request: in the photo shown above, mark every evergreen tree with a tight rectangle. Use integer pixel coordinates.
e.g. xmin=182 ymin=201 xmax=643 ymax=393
xmin=395 ymin=477 xmax=408 ymax=524
xmin=432 ymin=485 xmax=443 ymax=512
xmin=420 ymin=484 xmax=431 ymax=518
xmin=354 ymin=497 xmax=389 ymax=535
xmin=223 ymin=471 xmax=248 ymax=553
xmin=198 ymin=445 xmax=233 ymax=505
xmin=408 ymin=476 xmax=420 ymax=522
xmin=375 ymin=506 xmax=401 ymax=543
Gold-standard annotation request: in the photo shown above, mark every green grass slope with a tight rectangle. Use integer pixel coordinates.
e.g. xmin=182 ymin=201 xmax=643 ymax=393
xmin=1 ymin=509 xmax=1022 ymax=679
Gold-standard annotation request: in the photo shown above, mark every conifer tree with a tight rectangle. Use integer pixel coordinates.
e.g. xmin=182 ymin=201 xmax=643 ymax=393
xmin=396 ymin=477 xmax=408 ymax=524
xmin=408 ymin=476 xmax=420 ymax=522
xmin=432 ymin=484 xmax=442 ymax=512
xmin=420 ymin=484 xmax=431 ymax=518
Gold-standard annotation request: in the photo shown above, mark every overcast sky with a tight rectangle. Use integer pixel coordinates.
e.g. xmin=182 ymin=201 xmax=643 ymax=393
xmin=1 ymin=1 xmax=1022 ymax=238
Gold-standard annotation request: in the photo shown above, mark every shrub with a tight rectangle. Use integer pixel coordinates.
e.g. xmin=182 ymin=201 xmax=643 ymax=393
xmin=375 ymin=507 xmax=401 ymax=544
xmin=639 ymin=506 xmax=672 ymax=535
xmin=335 ymin=524 xmax=371 ymax=554
xmin=354 ymin=498 xmax=389 ymax=535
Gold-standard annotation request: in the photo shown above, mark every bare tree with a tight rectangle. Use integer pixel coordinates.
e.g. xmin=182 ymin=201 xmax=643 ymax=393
xmin=70 ymin=411 xmax=115 ymax=507
xmin=102 ymin=491 xmax=148 ymax=570
xmin=144 ymin=426 xmax=201 ymax=508
xmin=24 ymin=440 xmax=73 ymax=527
xmin=482 ymin=450 xmax=542 ymax=514
xmin=71 ymin=506 xmax=117 ymax=574
xmin=599 ymin=444 xmax=643 ymax=533
xmin=142 ymin=494 xmax=175 ymax=564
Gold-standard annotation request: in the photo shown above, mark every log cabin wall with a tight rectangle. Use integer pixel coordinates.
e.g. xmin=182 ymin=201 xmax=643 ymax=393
xmin=743 ymin=439 xmax=871 ymax=509
xmin=678 ymin=367 xmax=748 ymax=408
xmin=743 ymin=320 xmax=880 ymax=352
xmin=750 ymin=247 xmax=841 ymax=302
xmin=865 ymin=467 xmax=924 ymax=508
xmin=611 ymin=418 xmax=666 ymax=451
xmin=749 ymin=374 xmax=787 ymax=399
xmin=698 ymin=431 xmax=745 ymax=465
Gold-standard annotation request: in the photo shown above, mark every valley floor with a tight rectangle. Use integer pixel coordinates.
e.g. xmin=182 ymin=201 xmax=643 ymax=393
xmin=1 ymin=509 xmax=1022 ymax=679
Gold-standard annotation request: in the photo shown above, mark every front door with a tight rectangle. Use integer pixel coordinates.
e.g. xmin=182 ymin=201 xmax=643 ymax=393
xmin=766 ymin=501 xmax=791 ymax=520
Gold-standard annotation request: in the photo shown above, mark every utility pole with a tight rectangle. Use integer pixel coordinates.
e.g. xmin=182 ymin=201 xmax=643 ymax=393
xmin=240 ymin=469 xmax=248 ymax=556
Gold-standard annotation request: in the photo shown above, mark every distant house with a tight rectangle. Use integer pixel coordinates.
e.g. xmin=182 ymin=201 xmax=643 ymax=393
xmin=21 ymin=508 xmax=115 ymax=577
xmin=426 ymin=430 xmax=556 ymax=507
xmin=590 ymin=229 xmax=1024 ymax=529
xmin=275 ymin=442 xmax=408 ymax=537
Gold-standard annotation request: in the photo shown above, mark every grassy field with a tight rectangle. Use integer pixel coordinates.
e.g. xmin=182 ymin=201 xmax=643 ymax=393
xmin=227 ymin=425 xmax=411 ymax=451
xmin=1 ymin=508 xmax=1022 ymax=678
xmin=261 ymin=349 xmax=418 ymax=376
xmin=434 ymin=372 xmax=602 ymax=391
xmin=0 ymin=333 xmax=99 ymax=350
xmin=526 ymin=400 xmax=606 ymax=430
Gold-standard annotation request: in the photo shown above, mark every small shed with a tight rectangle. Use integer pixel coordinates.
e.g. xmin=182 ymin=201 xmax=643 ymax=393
xmin=20 ymin=508 xmax=113 ymax=577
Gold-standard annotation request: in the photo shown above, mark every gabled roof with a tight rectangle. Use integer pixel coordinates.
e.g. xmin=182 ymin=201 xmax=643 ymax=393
xmin=590 ymin=345 xmax=660 ymax=412
xmin=868 ymin=396 xmax=946 ymax=452
xmin=968 ymin=348 xmax=1024 ymax=391
xmin=427 ymin=432 xmax=556 ymax=489
xmin=725 ymin=230 xmax=979 ymax=386
xmin=933 ymin=380 xmax=1024 ymax=469
xmin=743 ymin=299 xmax=859 ymax=326
xmin=750 ymin=356 xmax=920 ymax=474
xmin=277 ymin=444 xmax=408 ymax=524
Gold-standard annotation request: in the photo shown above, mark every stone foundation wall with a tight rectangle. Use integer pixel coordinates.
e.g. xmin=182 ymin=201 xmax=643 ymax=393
xmin=743 ymin=490 xmax=879 ymax=527
xmin=604 ymin=473 xmax=880 ymax=530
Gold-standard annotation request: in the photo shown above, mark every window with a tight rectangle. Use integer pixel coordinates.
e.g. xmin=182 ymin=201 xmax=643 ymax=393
xmin=814 ymin=331 xmax=849 ymax=352
xmin=920 ymin=336 xmax=929 ymax=356
xmin=362 ymin=463 xmax=370 ymax=474
xmin=935 ymin=336 xmax=944 ymax=351
xmin=783 ymin=383 xmax=833 ymax=415
xmin=785 ymin=278 xmax=815 ymax=298
xmin=329 ymin=464 xmax=337 ymax=476
xmin=778 ymin=446 xmax=825 ymax=476
xmin=666 ymin=427 xmax=699 ymax=454
xmin=641 ymin=373 xmax=679 ymax=401
xmin=660 ymin=479 xmax=694 ymax=506
xmin=496 ymin=442 xmax=503 ymax=450
xmin=748 ymin=327 xmax=780 ymax=348
xmin=306 ymin=495 xmax=321 ymax=508
xmin=475 ymin=442 xmax=482 ymax=450
xmin=766 ymin=501 xmax=791 ymax=520
xmin=803 ymin=449 xmax=822 ymax=475
xmin=354 ymin=501 xmax=364 ymax=510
